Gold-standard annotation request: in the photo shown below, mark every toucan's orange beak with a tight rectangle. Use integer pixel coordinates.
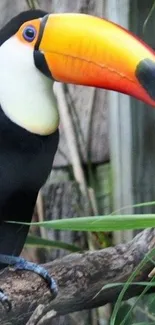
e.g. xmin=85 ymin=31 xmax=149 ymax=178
xmin=39 ymin=13 xmax=155 ymax=106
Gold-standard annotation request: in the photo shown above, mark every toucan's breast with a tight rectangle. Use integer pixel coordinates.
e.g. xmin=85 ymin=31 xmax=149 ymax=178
xmin=0 ymin=36 xmax=59 ymax=135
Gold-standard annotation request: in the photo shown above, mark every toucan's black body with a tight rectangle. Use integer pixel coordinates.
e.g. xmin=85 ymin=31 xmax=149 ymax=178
xmin=0 ymin=10 xmax=60 ymax=309
xmin=0 ymin=105 xmax=59 ymax=258
xmin=0 ymin=9 xmax=60 ymax=259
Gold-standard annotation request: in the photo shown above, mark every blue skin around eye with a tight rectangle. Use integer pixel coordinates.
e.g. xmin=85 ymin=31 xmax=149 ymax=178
xmin=23 ymin=26 xmax=36 ymax=42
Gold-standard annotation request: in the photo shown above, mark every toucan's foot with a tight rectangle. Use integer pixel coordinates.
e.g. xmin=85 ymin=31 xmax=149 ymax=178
xmin=0 ymin=254 xmax=58 ymax=299
xmin=0 ymin=289 xmax=11 ymax=312
xmin=13 ymin=257 xmax=58 ymax=297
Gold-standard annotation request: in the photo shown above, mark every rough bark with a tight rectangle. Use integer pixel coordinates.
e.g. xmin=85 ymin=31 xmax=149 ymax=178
xmin=0 ymin=228 xmax=155 ymax=325
xmin=42 ymin=180 xmax=86 ymax=261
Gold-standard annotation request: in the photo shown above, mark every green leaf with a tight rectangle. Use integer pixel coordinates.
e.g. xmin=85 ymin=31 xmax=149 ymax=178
xmin=7 ymin=214 xmax=155 ymax=232
xmin=103 ymin=281 xmax=155 ymax=290
xmin=25 ymin=235 xmax=81 ymax=252
xmin=143 ymin=1 xmax=155 ymax=34
xmin=118 ymin=252 xmax=155 ymax=325
xmin=132 ymin=323 xmax=155 ymax=325
xmin=147 ymin=293 xmax=155 ymax=315
xmin=115 ymin=304 xmax=133 ymax=325
xmin=119 ymin=277 xmax=155 ymax=325
xmin=111 ymin=201 xmax=155 ymax=215
xmin=110 ymin=248 xmax=155 ymax=325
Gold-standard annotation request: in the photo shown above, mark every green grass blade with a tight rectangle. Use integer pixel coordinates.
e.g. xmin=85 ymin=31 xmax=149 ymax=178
xmin=143 ymin=0 xmax=155 ymax=34
xmin=132 ymin=323 xmax=155 ymax=325
xmin=103 ymin=282 xmax=155 ymax=290
xmin=110 ymin=248 xmax=155 ymax=325
xmin=119 ymin=277 xmax=155 ymax=325
xmin=111 ymin=201 xmax=155 ymax=215
xmin=7 ymin=214 xmax=155 ymax=232
xmin=25 ymin=235 xmax=81 ymax=252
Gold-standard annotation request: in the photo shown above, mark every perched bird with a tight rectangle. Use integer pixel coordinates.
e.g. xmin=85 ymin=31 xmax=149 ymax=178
xmin=0 ymin=8 xmax=155 ymax=310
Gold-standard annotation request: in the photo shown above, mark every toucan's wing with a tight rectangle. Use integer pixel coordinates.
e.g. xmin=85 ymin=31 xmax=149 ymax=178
xmin=0 ymin=220 xmax=31 ymax=258
xmin=0 ymin=190 xmax=37 ymax=264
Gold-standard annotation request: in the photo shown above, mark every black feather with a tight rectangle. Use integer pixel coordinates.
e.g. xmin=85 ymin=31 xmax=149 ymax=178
xmin=0 ymin=104 xmax=59 ymax=260
xmin=0 ymin=9 xmax=48 ymax=46
xmin=0 ymin=10 xmax=59 ymax=267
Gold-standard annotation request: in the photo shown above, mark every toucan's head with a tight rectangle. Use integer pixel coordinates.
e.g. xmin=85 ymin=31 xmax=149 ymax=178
xmin=1 ymin=9 xmax=155 ymax=135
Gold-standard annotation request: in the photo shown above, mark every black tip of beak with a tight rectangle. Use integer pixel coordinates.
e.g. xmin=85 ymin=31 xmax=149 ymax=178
xmin=136 ymin=58 xmax=155 ymax=101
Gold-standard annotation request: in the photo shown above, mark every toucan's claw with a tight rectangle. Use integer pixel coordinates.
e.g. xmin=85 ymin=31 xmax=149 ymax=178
xmin=12 ymin=257 xmax=58 ymax=297
xmin=0 ymin=254 xmax=58 ymax=300
xmin=0 ymin=289 xmax=11 ymax=312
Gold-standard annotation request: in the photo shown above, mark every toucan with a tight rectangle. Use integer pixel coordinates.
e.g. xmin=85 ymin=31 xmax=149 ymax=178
xmin=0 ymin=8 xmax=155 ymax=311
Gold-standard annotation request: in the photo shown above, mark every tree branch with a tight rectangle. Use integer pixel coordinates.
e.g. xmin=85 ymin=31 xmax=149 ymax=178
xmin=0 ymin=228 xmax=155 ymax=325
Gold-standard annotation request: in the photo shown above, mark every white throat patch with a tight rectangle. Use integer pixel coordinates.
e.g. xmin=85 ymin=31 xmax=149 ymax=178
xmin=0 ymin=36 xmax=59 ymax=135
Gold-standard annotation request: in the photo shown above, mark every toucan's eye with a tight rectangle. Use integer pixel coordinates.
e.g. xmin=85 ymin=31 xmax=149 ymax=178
xmin=23 ymin=26 xmax=36 ymax=42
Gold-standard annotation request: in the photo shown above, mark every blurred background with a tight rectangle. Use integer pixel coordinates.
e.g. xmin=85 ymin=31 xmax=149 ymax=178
xmin=1 ymin=0 xmax=155 ymax=324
